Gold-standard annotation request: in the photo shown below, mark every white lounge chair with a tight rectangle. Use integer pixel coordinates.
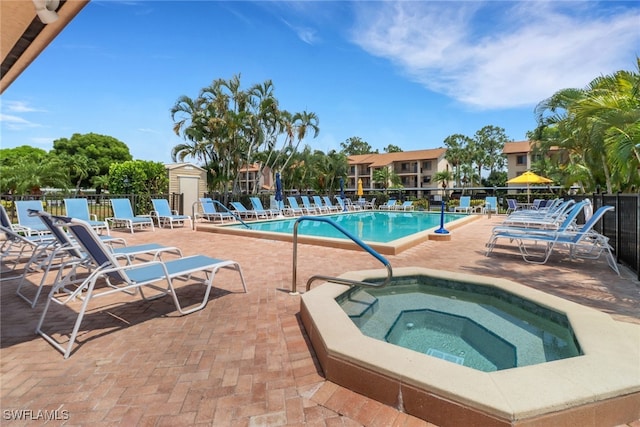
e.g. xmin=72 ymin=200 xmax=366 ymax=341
xmin=196 ymin=197 xmax=236 ymax=223
xmin=36 ymin=215 xmax=247 ymax=358
xmin=14 ymin=200 xmax=50 ymax=236
xmin=16 ymin=209 xmax=181 ymax=308
xmin=150 ymin=198 xmax=192 ymax=229
xmin=64 ymin=198 xmax=110 ymax=235
xmin=108 ymin=198 xmax=155 ymax=233
xmin=485 ymin=205 xmax=619 ymax=275
xmin=250 ymin=197 xmax=278 ymax=218
xmin=379 ymin=199 xmax=397 ymax=210
xmin=454 ymin=196 xmax=473 ymax=213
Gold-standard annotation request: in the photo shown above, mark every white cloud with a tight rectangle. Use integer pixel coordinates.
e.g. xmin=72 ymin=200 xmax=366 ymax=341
xmin=0 ymin=113 xmax=39 ymax=131
xmin=350 ymin=1 xmax=640 ymax=109
xmin=282 ymin=18 xmax=320 ymax=45
xmin=3 ymin=100 xmax=43 ymax=113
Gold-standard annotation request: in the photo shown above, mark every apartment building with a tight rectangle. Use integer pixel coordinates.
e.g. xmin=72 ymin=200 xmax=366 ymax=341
xmin=237 ymin=164 xmax=273 ymax=193
xmin=503 ymin=140 xmax=566 ymax=182
xmin=347 ymin=148 xmax=451 ymax=198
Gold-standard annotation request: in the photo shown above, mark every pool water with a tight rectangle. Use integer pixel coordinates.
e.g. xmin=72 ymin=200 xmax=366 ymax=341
xmin=225 ymin=211 xmax=464 ymax=243
xmin=337 ymin=277 xmax=582 ymax=372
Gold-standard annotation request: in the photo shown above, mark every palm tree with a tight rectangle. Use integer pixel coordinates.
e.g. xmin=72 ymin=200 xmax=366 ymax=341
xmin=281 ymin=110 xmax=320 ymax=172
xmin=434 ymin=170 xmax=454 ymax=199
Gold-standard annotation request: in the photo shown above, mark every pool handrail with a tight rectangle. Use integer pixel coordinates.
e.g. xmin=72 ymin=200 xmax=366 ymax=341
xmin=291 ymin=215 xmax=393 ymax=294
xmin=191 ymin=199 xmax=251 ymax=230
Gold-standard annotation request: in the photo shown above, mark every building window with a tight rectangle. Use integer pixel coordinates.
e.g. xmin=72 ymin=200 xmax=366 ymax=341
xmin=516 ymin=155 xmax=527 ymax=166
xmin=401 ymin=163 xmax=409 ymax=171
xmin=422 ymin=161 xmax=432 ymax=170
xmin=350 ymin=166 xmax=355 ymax=174
xmin=423 ymin=175 xmax=431 ymax=184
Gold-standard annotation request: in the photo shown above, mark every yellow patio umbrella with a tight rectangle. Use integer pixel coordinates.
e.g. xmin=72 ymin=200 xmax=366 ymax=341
xmin=507 ymin=171 xmax=552 ymax=203
xmin=357 ymin=178 xmax=364 ymax=197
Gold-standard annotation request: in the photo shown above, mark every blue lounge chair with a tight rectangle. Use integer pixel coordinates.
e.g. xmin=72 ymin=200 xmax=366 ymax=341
xmin=506 ymin=199 xmax=519 ymax=214
xmin=454 ymin=196 xmax=473 ymax=213
xmin=249 ymin=197 xmax=278 ymax=218
xmin=0 ymin=205 xmax=55 ymax=276
xmin=300 ymin=196 xmax=322 ymax=214
xmin=108 ymin=198 xmax=155 ymax=233
xmin=64 ymin=198 xmax=110 ymax=235
xmin=150 ymin=199 xmax=192 ymax=229
xmin=322 ymin=196 xmax=341 ymax=213
xmin=230 ymin=201 xmax=264 ymax=219
xmin=378 ymin=199 xmax=397 ymax=210
xmin=196 ymin=197 xmax=236 ymax=223
xmin=484 ymin=197 xmax=498 ymax=214
xmin=15 ymin=200 xmax=50 ymax=236
xmin=286 ymin=197 xmax=308 ymax=215
xmin=36 ymin=215 xmax=248 ymax=358
xmin=313 ymin=195 xmax=336 ymax=213
xmin=394 ymin=201 xmax=414 ymax=211
xmin=485 ymin=205 xmax=619 ymax=275
xmin=16 ymin=209 xmax=182 ymax=308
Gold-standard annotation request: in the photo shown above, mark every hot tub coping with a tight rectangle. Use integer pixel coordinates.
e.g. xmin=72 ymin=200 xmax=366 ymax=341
xmin=300 ymin=267 xmax=640 ymax=424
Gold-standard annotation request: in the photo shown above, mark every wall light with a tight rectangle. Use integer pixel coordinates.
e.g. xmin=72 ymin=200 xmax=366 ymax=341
xmin=33 ymin=0 xmax=60 ymax=24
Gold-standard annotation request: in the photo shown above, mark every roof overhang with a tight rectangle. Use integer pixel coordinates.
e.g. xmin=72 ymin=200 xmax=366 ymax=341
xmin=1 ymin=0 xmax=89 ymax=94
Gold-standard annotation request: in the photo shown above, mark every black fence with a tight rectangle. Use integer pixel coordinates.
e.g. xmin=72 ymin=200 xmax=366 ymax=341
xmin=1 ymin=193 xmax=184 ymax=221
xmin=3 ymin=191 xmax=638 ymax=279
xmin=588 ymin=193 xmax=639 ymax=280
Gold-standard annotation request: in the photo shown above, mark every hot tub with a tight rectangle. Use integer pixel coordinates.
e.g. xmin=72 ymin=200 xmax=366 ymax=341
xmin=300 ymin=267 xmax=640 ymax=426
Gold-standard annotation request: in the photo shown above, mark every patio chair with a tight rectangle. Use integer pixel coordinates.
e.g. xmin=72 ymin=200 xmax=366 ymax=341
xmin=343 ymin=198 xmax=363 ymax=211
xmin=506 ymin=199 xmax=519 ymax=215
xmin=300 ymin=196 xmax=322 ymax=214
xmin=313 ymin=195 xmax=337 ymax=213
xmin=150 ymin=199 xmax=192 ymax=229
xmin=322 ymin=196 xmax=342 ymax=213
xmin=108 ymin=198 xmax=155 ymax=233
xmin=15 ymin=200 xmax=50 ymax=236
xmin=378 ymin=199 xmax=397 ymax=210
xmin=483 ymin=197 xmax=498 ymax=214
xmin=0 ymin=205 xmax=55 ymax=276
xmin=502 ymin=199 xmax=577 ymax=228
xmin=485 ymin=205 xmax=619 ymax=275
xmin=36 ymin=215 xmax=248 ymax=358
xmin=394 ymin=201 xmax=414 ymax=211
xmin=64 ymin=198 xmax=110 ymax=235
xmin=196 ymin=197 xmax=236 ymax=223
xmin=363 ymin=197 xmax=377 ymax=210
xmin=454 ymin=196 xmax=472 ymax=213
xmin=16 ymin=209 xmax=182 ymax=308
xmin=490 ymin=200 xmax=588 ymax=238
xmin=287 ymin=197 xmax=311 ymax=215
xmin=250 ymin=197 xmax=278 ymax=218
xmin=230 ymin=201 xmax=264 ymax=220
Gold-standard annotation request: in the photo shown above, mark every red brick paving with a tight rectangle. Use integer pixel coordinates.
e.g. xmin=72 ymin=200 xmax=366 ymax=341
xmin=1 ymin=215 xmax=638 ymax=426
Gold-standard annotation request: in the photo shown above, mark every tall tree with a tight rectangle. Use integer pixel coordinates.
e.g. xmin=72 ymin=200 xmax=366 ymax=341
xmin=340 ymin=137 xmax=376 ymax=155
xmin=51 ymin=133 xmax=132 ymax=188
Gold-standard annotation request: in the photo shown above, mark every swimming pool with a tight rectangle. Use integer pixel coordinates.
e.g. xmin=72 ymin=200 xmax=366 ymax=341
xmin=198 ymin=211 xmax=477 ymax=255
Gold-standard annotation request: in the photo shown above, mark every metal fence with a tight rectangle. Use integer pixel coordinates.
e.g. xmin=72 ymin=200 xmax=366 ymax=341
xmin=3 ymin=191 xmax=638 ymax=279
xmin=1 ymin=193 xmax=184 ymax=221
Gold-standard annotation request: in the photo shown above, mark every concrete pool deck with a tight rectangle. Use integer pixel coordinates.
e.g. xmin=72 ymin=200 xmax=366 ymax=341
xmin=1 ymin=215 xmax=638 ymax=426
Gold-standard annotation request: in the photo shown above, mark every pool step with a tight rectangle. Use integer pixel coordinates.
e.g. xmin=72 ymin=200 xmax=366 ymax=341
xmin=342 ymin=290 xmax=378 ymax=326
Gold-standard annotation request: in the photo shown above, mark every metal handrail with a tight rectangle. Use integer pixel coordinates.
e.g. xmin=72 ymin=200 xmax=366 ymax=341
xmin=291 ymin=216 xmax=393 ymax=294
xmin=191 ymin=200 xmax=251 ymax=230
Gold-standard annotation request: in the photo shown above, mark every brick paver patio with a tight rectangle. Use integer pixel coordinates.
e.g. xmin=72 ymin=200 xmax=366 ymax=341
xmin=2 ymin=215 xmax=638 ymax=426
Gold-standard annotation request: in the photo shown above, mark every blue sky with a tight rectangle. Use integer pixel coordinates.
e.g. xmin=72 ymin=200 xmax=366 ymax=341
xmin=2 ymin=1 xmax=639 ymax=164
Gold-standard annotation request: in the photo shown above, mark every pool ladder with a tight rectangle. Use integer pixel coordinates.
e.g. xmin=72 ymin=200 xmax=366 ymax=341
xmin=290 ymin=216 xmax=393 ymax=294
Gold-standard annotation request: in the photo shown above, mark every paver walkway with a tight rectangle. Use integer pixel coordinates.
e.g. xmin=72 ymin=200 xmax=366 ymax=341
xmin=2 ymin=215 xmax=638 ymax=426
